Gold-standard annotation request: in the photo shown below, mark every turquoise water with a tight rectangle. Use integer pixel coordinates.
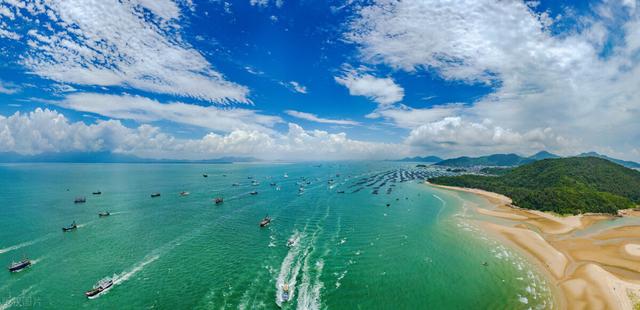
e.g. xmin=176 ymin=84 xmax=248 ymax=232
xmin=0 ymin=163 xmax=553 ymax=309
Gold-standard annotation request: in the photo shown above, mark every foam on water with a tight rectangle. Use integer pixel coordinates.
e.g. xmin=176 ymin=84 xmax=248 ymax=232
xmin=0 ymin=236 xmax=48 ymax=255
xmin=0 ymin=286 xmax=34 ymax=310
xmin=113 ymin=254 xmax=160 ymax=287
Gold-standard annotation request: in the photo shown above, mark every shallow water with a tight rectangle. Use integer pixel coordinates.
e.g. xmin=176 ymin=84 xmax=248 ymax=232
xmin=0 ymin=162 xmax=553 ymax=309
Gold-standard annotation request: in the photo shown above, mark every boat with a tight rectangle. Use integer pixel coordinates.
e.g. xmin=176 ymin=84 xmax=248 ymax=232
xmin=92 ymin=191 xmax=102 ymax=195
xmin=74 ymin=196 xmax=86 ymax=203
xmin=337 ymin=190 xmax=345 ymax=194
xmin=214 ymin=197 xmax=223 ymax=204
xmin=250 ymin=191 xmax=258 ymax=195
xmin=62 ymin=221 xmax=78 ymax=232
xmin=232 ymin=183 xmax=240 ymax=187
xmin=150 ymin=193 xmax=161 ymax=198
xmin=203 ymin=174 xmax=208 ymax=178
xmin=180 ymin=191 xmax=190 ymax=196
xmin=8 ymin=258 xmax=31 ymax=272
xmin=85 ymin=278 xmax=114 ymax=299
xmin=286 ymin=239 xmax=296 ymax=247
xmin=283 ymin=173 xmax=288 ymax=178
xmin=98 ymin=211 xmax=110 ymax=217
xmin=270 ymin=182 xmax=277 ymax=186
xmin=282 ymin=283 xmax=290 ymax=302
xmin=259 ymin=215 xmax=271 ymax=227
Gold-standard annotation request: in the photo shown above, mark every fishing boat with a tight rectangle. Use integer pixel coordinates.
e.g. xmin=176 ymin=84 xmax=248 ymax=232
xmin=250 ymin=191 xmax=258 ymax=195
xmin=62 ymin=221 xmax=78 ymax=232
xmin=203 ymin=174 xmax=208 ymax=178
xmin=74 ymin=196 xmax=86 ymax=203
xmin=8 ymin=258 xmax=31 ymax=273
xmin=270 ymin=182 xmax=277 ymax=186
xmin=214 ymin=197 xmax=223 ymax=204
xmin=180 ymin=191 xmax=190 ymax=196
xmin=98 ymin=211 xmax=110 ymax=217
xmin=282 ymin=283 xmax=290 ymax=302
xmin=337 ymin=190 xmax=345 ymax=194
xmin=252 ymin=180 xmax=259 ymax=186
xmin=150 ymin=193 xmax=161 ymax=198
xmin=85 ymin=278 xmax=114 ymax=299
xmin=259 ymin=215 xmax=271 ymax=227
xmin=92 ymin=191 xmax=102 ymax=195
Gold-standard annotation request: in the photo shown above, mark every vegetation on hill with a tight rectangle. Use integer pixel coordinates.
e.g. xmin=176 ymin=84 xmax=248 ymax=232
xmin=435 ymin=153 xmax=533 ymax=167
xmin=430 ymin=157 xmax=640 ymax=214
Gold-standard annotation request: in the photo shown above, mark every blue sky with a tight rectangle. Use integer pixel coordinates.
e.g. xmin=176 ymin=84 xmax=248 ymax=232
xmin=1 ymin=0 xmax=639 ymax=160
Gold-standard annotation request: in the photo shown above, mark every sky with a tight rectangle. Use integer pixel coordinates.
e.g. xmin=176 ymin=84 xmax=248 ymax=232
xmin=0 ymin=0 xmax=639 ymax=161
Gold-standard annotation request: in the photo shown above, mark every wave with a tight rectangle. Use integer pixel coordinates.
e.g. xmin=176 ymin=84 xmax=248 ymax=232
xmin=275 ymin=233 xmax=307 ymax=307
xmin=0 ymin=236 xmax=49 ymax=255
xmin=0 ymin=286 xmax=34 ymax=310
xmin=296 ymin=258 xmax=324 ymax=310
xmin=113 ymin=254 xmax=159 ymax=286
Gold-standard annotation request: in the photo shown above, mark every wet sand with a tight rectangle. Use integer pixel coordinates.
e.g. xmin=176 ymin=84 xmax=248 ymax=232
xmin=429 ymin=182 xmax=640 ymax=310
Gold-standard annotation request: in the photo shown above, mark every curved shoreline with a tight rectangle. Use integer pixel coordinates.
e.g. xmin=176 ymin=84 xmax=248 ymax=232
xmin=428 ymin=182 xmax=640 ymax=310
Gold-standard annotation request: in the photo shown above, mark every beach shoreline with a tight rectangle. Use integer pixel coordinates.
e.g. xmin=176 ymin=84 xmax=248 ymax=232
xmin=428 ymin=182 xmax=640 ymax=310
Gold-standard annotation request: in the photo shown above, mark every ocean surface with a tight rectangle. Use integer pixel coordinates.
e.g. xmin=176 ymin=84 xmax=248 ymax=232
xmin=0 ymin=162 xmax=553 ymax=309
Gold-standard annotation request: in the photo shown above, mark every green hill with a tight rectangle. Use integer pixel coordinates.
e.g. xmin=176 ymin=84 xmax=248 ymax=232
xmin=435 ymin=153 xmax=533 ymax=167
xmin=430 ymin=157 xmax=640 ymax=214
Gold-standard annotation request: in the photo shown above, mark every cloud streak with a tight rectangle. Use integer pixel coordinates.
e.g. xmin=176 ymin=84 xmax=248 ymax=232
xmin=1 ymin=0 xmax=249 ymax=103
xmin=285 ymin=110 xmax=359 ymax=125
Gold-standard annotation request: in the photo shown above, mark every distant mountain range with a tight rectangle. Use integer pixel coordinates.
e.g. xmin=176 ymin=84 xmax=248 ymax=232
xmin=393 ymin=156 xmax=443 ymax=163
xmin=577 ymin=152 xmax=640 ymax=169
xmin=433 ymin=151 xmax=640 ymax=169
xmin=0 ymin=152 xmax=260 ymax=164
xmin=434 ymin=153 xmax=536 ymax=167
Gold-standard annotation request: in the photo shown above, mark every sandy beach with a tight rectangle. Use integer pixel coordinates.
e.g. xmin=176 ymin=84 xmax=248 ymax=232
xmin=429 ymin=182 xmax=640 ymax=310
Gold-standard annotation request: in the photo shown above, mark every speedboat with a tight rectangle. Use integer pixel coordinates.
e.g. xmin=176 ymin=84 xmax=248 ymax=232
xmin=8 ymin=258 xmax=31 ymax=272
xmin=150 ymin=193 xmax=161 ymax=198
xmin=214 ymin=197 xmax=224 ymax=204
xmin=62 ymin=221 xmax=78 ymax=232
xmin=250 ymin=191 xmax=258 ymax=195
xmin=92 ymin=191 xmax=102 ymax=195
xmin=74 ymin=197 xmax=86 ymax=203
xmin=85 ymin=278 xmax=114 ymax=299
xmin=259 ymin=215 xmax=271 ymax=227
xmin=98 ymin=211 xmax=110 ymax=217
xmin=286 ymin=239 xmax=297 ymax=247
xmin=282 ymin=283 xmax=290 ymax=302
xmin=180 ymin=191 xmax=190 ymax=196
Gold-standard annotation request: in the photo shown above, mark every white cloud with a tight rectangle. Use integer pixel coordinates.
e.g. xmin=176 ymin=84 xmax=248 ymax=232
xmin=250 ymin=0 xmax=283 ymax=8
xmin=366 ymin=104 xmax=462 ymax=129
xmin=288 ymin=81 xmax=307 ymax=94
xmin=285 ymin=110 xmax=360 ymax=126
xmin=405 ymin=117 xmax=571 ymax=157
xmin=335 ymin=69 xmax=403 ymax=105
xmin=57 ymin=93 xmax=282 ymax=133
xmin=0 ymin=81 xmax=20 ymax=94
xmin=346 ymin=0 xmax=640 ymax=160
xmin=0 ymin=0 xmax=249 ymax=103
xmin=0 ymin=108 xmax=402 ymax=160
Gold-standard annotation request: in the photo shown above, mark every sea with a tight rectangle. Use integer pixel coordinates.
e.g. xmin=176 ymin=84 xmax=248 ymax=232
xmin=0 ymin=162 xmax=554 ymax=309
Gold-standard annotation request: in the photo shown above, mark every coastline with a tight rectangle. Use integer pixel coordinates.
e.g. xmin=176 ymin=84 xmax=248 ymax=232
xmin=428 ymin=182 xmax=640 ymax=310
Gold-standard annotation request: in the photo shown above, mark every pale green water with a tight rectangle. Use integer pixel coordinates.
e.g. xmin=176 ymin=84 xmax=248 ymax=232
xmin=0 ymin=163 xmax=553 ymax=309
